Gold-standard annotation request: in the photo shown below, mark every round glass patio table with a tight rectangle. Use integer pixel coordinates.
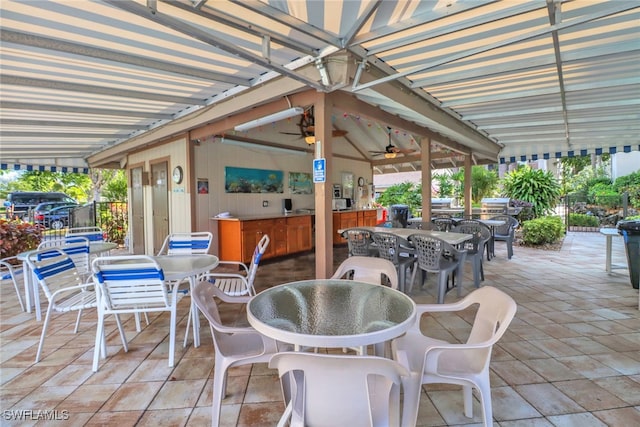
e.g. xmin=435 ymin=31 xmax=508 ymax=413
xmin=247 ymin=279 xmax=416 ymax=350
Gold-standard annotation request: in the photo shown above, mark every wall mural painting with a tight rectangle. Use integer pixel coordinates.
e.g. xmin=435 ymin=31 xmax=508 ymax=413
xmin=289 ymin=172 xmax=313 ymax=195
xmin=225 ymin=166 xmax=284 ymax=193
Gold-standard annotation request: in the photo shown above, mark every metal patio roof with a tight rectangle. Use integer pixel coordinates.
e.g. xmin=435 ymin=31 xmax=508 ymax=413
xmin=1 ymin=0 xmax=638 ymax=174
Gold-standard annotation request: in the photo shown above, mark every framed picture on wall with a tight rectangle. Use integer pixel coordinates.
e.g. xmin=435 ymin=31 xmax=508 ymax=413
xmin=197 ymin=179 xmax=209 ymax=194
xmin=225 ymin=166 xmax=284 ymax=193
xmin=289 ymin=172 xmax=313 ymax=194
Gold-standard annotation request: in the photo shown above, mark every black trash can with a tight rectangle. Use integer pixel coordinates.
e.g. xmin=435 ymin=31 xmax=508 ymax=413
xmin=617 ymin=220 xmax=640 ymax=289
xmin=390 ymin=204 xmax=409 ymax=228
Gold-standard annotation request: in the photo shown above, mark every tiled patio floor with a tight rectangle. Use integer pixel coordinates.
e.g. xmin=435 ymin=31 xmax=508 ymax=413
xmin=1 ymin=231 xmax=639 ymax=426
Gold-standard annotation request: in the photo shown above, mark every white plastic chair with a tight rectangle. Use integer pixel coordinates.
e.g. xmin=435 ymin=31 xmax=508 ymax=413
xmin=26 ymin=249 xmax=97 ymax=363
xmin=269 ymin=352 xmax=408 ymax=427
xmin=331 ymin=256 xmax=399 ymax=290
xmin=0 ymin=256 xmax=26 ymax=311
xmin=66 ymin=226 xmax=104 ymax=242
xmin=91 ymin=255 xmax=180 ymax=371
xmin=206 ymin=234 xmax=269 ymax=298
xmin=392 ymin=286 xmax=517 ymax=427
xmin=191 ymin=280 xmax=284 ymax=427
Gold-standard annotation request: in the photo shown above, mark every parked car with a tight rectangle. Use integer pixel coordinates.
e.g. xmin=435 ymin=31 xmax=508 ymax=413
xmin=33 ymin=202 xmax=79 ymax=229
xmin=5 ymin=191 xmax=77 ymax=220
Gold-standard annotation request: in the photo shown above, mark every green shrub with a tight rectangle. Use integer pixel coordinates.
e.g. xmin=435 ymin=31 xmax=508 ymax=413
xmin=522 ymin=216 xmax=564 ymax=245
xmin=0 ymin=219 xmax=43 ymax=259
xmin=568 ymin=213 xmax=599 ymax=227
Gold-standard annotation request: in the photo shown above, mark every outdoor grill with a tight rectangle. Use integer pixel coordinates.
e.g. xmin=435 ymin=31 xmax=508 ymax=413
xmin=431 ymin=198 xmax=453 ymax=210
xmin=478 ymin=197 xmax=511 ymax=219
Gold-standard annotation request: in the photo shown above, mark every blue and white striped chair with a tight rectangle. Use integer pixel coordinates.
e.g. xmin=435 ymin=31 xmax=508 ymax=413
xmin=91 ymin=255 xmax=179 ymax=371
xmin=157 ymin=231 xmax=213 ymax=255
xmin=204 ymin=234 xmax=269 ymax=299
xmin=26 ymin=249 xmax=97 ymax=363
xmin=67 ymin=226 xmax=104 ymax=242
xmin=0 ymin=256 xmax=26 ymax=312
xmin=38 ymin=236 xmax=91 ymax=280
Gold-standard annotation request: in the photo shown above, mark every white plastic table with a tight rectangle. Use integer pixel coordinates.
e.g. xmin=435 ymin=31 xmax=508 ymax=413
xmin=247 ymin=279 xmax=416 ymax=353
xmin=152 ymin=254 xmax=219 ymax=347
xmin=599 ymin=228 xmax=622 ymax=273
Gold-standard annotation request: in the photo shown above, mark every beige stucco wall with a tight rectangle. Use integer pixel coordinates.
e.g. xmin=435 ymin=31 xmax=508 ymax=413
xmin=127 ymin=136 xmax=190 ymax=254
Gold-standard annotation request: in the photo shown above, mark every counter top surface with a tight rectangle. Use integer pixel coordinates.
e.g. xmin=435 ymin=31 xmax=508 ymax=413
xmin=211 ymin=208 xmax=376 ymax=221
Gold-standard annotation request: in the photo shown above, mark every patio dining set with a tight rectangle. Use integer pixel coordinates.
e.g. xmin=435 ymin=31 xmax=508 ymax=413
xmin=1 ymin=221 xmax=522 ymax=426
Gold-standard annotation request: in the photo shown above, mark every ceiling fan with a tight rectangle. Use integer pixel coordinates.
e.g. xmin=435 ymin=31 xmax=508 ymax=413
xmin=280 ymin=106 xmax=348 ymax=143
xmin=370 ymin=127 xmax=417 ymax=158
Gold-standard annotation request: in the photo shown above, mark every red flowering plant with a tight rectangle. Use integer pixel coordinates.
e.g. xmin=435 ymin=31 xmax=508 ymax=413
xmin=0 ymin=219 xmax=43 ymax=263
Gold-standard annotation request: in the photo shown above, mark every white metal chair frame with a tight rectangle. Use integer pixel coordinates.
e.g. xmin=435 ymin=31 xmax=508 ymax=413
xmin=156 ymin=231 xmax=214 ymax=347
xmin=66 ymin=226 xmax=105 ymax=242
xmin=91 ymin=255 xmax=180 ymax=371
xmin=191 ymin=280 xmax=284 ymax=427
xmin=157 ymin=231 xmax=213 ymax=255
xmin=0 ymin=256 xmax=26 ymax=311
xmin=269 ymin=352 xmax=408 ymax=427
xmin=207 ymin=234 xmax=269 ymax=298
xmin=26 ymin=249 xmax=97 ymax=363
xmin=392 ymin=286 xmax=517 ymax=427
xmin=37 ymin=236 xmax=92 ymax=279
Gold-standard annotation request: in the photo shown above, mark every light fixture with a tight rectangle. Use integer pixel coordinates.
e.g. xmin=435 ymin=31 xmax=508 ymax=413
xmin=234 ymin=107 xmax=304 ymax=132
xmin=305 ymin=135 xmax=316 ymax=145
xmin=384 ymin=152 xmax=397 ymax=159
xmin=220 ymin=137 xmax=307 ymax=155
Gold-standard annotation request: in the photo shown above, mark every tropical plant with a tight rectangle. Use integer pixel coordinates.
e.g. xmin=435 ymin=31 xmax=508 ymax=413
xmin=613 ymin=170 xmax=640 ymax=209
xmin=375 ymin=182 xmax=422 ymax=216
xmin=432 ymin=173 xmax=455 ymax=197
xmin=450 ymin=166 xmax=499 ymax=205
xmin=501 ymin=166 xmax=561 ymax=218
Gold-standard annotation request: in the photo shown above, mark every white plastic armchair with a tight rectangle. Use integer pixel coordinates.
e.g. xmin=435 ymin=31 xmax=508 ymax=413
xmin=26 ymin=249 xmax=97 ymax=363
xmin=91 ymin=255 xmax=179 ymax=371
xmin=0 ymin=256 xmax=26 ymax=311
xmin=269 ymin=352 xmax=408 ymax=427
xmin=391 ymin=286 xmax=517 ymax=427
xmin=157 ymin=231 xmax=213 ymax=255
xmin=191 ymin=280 xmax=284 ymax=427
xmin=331 ymin=256 xmax=399 ymax=290
xmin=206 ymin=234 xmax=269 ymax=298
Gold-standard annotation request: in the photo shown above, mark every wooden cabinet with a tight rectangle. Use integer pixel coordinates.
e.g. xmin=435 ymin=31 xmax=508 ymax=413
xmin=217 ymin=215 xmax=312 ymax=264
xmin=287 ymin=216 xmax=313 ymax=253
xmin=333 ymin=210 xmax=377 ymax=244
xmin=358 ymin=210 xmax=377 ymax=227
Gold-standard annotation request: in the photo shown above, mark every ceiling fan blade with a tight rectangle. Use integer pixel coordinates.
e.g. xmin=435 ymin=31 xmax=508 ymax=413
xmin=280 ymin=131 xmax=302 ymax=136
xmin=332 ymin=129 xmax=348 ymax=137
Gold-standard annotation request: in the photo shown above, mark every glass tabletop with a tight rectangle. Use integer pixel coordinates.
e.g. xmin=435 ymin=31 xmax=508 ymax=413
xmin=247 ymin=279 xmax=416 ymax=348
